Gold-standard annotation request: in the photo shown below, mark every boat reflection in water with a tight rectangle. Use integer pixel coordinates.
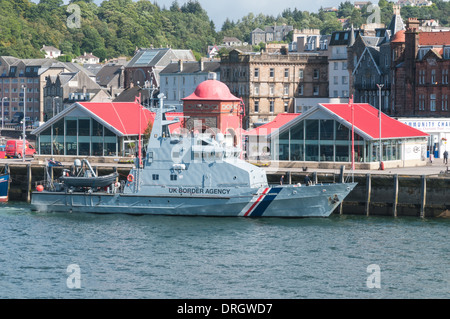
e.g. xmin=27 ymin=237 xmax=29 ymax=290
xmin=31 ymin=96 xmax=356 ymax=217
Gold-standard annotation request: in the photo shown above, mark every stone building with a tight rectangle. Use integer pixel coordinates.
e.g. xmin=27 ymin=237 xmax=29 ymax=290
xmin=124 ymin=48 xmax=196 ymax=89
xmin=251 ymin=25 xmax=293 ymax=45
xmin=220 ymin=49 xmax=328 ymax=129
xmin=391 ymin=18 xmax=450 ymax=117
xmin=160 ymin=60 xmax=220 ymax=111
xmin=347 ymin=7 xmax=406 ymax=113
xmin=43 ymin=70 xmax=111 ymax=121
xmin=0 ymin=57 xmax=95 ymax=123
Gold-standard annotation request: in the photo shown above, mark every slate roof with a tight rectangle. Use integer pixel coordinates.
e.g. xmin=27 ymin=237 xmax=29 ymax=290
xmin=160 ymin=61 xmax=220 ymax=74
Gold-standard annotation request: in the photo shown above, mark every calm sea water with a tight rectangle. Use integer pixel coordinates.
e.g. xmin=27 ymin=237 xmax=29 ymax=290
xmin=0 ymin=202 xmax=448 ymax=299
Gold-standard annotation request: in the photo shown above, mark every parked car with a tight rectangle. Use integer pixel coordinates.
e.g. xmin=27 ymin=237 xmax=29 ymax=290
xmin=5 ymin=139 xmax=36 ymax=158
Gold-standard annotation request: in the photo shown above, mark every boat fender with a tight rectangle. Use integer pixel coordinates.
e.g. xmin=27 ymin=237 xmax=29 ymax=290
xmin=127 ymin=174 xmax=134 ymax=182
xmin=114 ymin=182 xmax=120 ymax=188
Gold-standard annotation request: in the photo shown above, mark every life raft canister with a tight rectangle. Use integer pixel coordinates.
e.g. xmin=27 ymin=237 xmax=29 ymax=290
xmin=127 ymin=174 xmax=134 ymax=182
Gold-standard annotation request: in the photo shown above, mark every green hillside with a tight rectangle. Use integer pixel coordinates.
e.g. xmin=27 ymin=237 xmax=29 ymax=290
xmin=0 ymin=0 xmax=448 ymax=60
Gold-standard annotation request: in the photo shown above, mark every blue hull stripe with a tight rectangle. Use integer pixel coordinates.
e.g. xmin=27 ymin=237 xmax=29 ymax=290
xmin=250 ymin=187 xmax=282 ymax=217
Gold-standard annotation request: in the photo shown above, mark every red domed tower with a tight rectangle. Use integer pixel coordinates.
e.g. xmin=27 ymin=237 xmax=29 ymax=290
xmin=182 ymin=73 xmax=243 ymax=146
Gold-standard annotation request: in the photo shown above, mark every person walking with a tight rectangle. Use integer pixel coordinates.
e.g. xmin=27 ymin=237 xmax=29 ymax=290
xmin=444 ymin=150 xmax=448 ymax=165
xmin=280 ymin=175 xmax=284 ymax=185
xmin=304 ymin=174 xmax=312 ymax=186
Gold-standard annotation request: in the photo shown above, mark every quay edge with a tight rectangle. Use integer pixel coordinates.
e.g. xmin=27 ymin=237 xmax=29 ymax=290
xmin=1 ymin=161 xmax=450 ymax=218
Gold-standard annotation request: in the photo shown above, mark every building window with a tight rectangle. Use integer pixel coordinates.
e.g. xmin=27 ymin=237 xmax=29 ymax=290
xmin=299 ymin=69 xmax=304 ymax=79
xmin=254 ymin=68 xmax=259 ymax=78
xmin=419 ymin=69 xmax=425 ymax=84
xmin=444 ymin=47 xmax=450 ymax=59
xmin=284 ymin=101 xmax=289 ymax=112
xmin=254 ymin=84 xmax=259 ymax=96
xmin=334 ymin=90 xmax=338 ymax=98
xmin=342 ymin=90 xmax=349 ymax=97
xmin=283 ymin=84 xmax=289 ymax=95
xmin=269 ymin=101 xmax=274 ymax=113
xmin=333 ymin=76 xmax=338 ymax=85
xmin=431 ymin=69 xmax=436 ymax=84
xmin=442 ymin=69 xmax=448 ymax=84
xmin=442 ymin=95 xmax=448 ymax=111
xmin=418 ymin=94 xmax=425 ymax=110
xmin=334 ymin=62 xmax=338 ymax=70
xmin=170 ymin=174 xmax=177 ymax=181
xmin=342 ymin=61 xmax=347 ymax=70
xmin=313 ymin=86 xmax=319 ymax=96
xmin=313 ymin=69 xmax=319 ymax=79
xmin=298 ymin=85 xmax=303 ymax=95
xmin=430 ymin=94 xmax=436 ymax=111
xmin=342 ymin=76 xmax=348 ymax=85
xmin=269 ymin=68 xmax=274 ymax=78
xmin=284 ymin=68 xmax=289 ymax=78
xmin=152 ymin=174 xmax=159 ymax=180
xmin=269 ymin=84 xmax=274 ymax=95
xmin=254 ymin=100 xmax=259 ymax=113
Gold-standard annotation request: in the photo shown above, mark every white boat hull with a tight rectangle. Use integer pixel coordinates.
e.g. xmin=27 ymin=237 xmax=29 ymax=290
xmin=31 ymin=183 xmax=356 ymax=217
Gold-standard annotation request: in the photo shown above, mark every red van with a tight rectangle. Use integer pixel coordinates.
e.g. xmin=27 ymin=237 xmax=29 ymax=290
xmin=5 ymin=139 xmax=36 ymax=158
xmin=0 ymin=145 xmax=5 ymax=159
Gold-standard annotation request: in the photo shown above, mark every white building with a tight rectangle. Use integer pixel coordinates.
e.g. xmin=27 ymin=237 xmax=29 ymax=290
xmin=328 ymin=28 xmax=359 ymax=99
xmin=159 ymin=60 xmax=220 ymax=111
xmin=73 ymin=52 xmax=100 ymax=64
xmin=397 ymin=118 xmax=450 ymax=159
xmin=41 ymin=45 xmax=61 ymax=59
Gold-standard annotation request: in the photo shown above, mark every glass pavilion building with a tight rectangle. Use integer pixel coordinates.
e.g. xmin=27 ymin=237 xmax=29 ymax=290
xmin=247 ymin=103 xmax=429 ymax=169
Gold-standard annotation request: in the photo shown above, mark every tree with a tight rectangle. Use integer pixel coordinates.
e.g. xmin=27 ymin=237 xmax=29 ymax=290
xmin=338 ymin=1 xmax=354 ymax=18
xmin=170 ymin=0 xmax=180 ymax=12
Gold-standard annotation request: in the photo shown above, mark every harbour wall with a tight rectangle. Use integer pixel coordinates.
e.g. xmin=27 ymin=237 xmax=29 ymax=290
xmin=2 ymin=163 xmax=450 ymax=218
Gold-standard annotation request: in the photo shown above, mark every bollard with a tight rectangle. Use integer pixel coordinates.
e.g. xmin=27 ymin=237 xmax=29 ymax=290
xmin=365 ymin=173 xmax=371 ymax=216
xmin=420 ymin=175 xmax=426 ymax=218
xmin=393 ymin=174 xmax=399 ymax=217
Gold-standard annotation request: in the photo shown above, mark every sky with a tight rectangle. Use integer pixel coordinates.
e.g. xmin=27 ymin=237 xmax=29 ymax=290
xmin=155 ymin=0 xmax=340 ymax=29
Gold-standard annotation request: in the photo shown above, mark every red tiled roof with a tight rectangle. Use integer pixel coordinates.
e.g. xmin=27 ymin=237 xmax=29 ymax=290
xmin=319 ymin=103 xmax=429 ymax=139
xmin=77 ymin=102 xmax=182 ymax=135
xmin=391 ymin=30 xmax=406 ymax=43
xmin=245 ymin=113 xmax=301 ymax=136
xmin=419 ymin=31 xmax=450 ymax=45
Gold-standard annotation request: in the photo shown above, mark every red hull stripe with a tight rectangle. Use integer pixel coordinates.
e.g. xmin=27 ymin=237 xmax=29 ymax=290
xmin=243 ymin=188 xmax=269 ymax=217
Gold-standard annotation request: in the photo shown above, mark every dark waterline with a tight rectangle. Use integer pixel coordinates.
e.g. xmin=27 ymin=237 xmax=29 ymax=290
xmin=0 ymin=202 xmax=448 ymax=299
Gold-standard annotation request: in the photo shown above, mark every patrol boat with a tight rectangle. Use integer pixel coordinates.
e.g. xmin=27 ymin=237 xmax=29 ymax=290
xmin=31 ymin=98 xmax=357 ymax=217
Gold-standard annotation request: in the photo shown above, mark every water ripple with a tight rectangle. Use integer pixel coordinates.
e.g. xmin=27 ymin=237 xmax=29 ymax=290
xmin=0 ymin=203 xmax=449 ymax=298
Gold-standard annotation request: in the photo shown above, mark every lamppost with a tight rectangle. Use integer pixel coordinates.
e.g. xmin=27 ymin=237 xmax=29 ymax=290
xmin=377 ymin=84 xmax=384 ymax=169
xmin=1 ymin=97 xmax=8 ymax=130
xmin=21 ymin=85 xmax=26 ymax=162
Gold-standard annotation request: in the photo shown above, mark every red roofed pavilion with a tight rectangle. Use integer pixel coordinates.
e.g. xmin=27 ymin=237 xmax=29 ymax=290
xmin=31 ymin=101 xmax=182 ymax=158
xmin=256 ymin=102 xmax=429 ymax=169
